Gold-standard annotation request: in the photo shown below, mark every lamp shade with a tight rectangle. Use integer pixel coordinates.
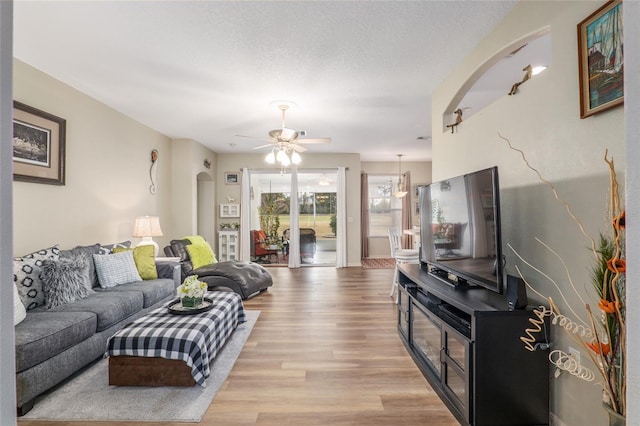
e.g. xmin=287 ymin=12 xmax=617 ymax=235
xmin=132 ymin=216 xmax=163 ymax=237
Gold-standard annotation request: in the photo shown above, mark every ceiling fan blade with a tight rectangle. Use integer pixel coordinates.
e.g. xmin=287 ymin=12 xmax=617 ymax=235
xmin=290 ymin=144 xmax=307 ymax=153
xmin=298 ymin=137 xmax=331 ymax=144
xmin=252 ymin=143 xmax=276 ymax=150
xmin=235 ymin=134 xmax=275 ymax=143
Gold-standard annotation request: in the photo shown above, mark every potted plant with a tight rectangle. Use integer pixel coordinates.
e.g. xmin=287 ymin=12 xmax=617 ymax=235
xmin=259 ymin=194 xmax=282 ymax=249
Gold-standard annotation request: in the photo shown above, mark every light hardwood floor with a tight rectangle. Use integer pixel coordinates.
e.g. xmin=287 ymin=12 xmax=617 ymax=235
xmin=18 ymin=267 xmax=459 ymax=426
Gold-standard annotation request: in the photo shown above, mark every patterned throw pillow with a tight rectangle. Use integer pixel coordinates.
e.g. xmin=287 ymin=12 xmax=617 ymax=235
xmin=13 ymin=245 xmax=60 ymax=310
xmin=97 ymin=240 xmax=132 ymax=255
xmin=41 ymin=254 xmax=93 ymax=309
xmin=112 ymin=245 xmax=158 ymax=280
xmin=13 ymin=284 xmax=26 ymax=325
xmin=93 ymin=250 xmax=142 ymax=288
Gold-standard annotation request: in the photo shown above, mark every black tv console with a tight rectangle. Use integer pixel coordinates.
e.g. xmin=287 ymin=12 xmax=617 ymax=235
xmin=397 ymin=264 xmax=549 ymax=426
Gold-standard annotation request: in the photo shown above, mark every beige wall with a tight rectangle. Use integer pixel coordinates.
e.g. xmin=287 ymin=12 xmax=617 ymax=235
xmin=13 ymin=59 xmax=175 ymax=255
xmin=361 ymin=161 xmax=432 ymax=257
xmin=215 ymin=153 xmax=362 ymax=266
xmin=170 ymin=138 xmax=216 ymax=244
xmin=432 ymin=2 xmax=624 ymax=425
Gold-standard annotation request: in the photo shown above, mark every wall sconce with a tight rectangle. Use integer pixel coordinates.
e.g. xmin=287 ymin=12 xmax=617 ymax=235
xmin=203 ymin=159 xmax=211 ymax=169
xmin=149 ymin=149 xmax=158 ymax=194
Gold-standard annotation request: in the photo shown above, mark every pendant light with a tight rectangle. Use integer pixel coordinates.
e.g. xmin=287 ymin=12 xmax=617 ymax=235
xmin=393 ymin=154 xmax=407 ymax=198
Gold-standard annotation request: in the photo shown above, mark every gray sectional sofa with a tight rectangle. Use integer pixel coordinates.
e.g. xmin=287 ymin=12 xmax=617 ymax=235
xmin=13 ymin=242 xmax=180 ymax=416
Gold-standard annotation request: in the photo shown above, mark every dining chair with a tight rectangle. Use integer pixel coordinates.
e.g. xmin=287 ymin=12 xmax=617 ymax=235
xmin=388 ymin=227 xmax=419 ymax=301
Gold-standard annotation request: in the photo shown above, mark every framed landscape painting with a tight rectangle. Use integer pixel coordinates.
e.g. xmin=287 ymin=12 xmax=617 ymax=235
xmin=577 ymin=0 xmax=624 ymax=118
xmin=13 ymin=101 xmax=66 ymax=185
xmin=225 ymin=172 xmax=239 ymax=185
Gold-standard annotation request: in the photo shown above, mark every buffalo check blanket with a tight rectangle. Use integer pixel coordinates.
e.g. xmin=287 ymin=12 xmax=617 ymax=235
xmin=107 ymin=291 xmax=245 ymax=386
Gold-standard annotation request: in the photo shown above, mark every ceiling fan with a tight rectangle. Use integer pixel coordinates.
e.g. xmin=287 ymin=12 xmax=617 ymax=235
xmin=235 ymin=104 xmax=331 ymax=156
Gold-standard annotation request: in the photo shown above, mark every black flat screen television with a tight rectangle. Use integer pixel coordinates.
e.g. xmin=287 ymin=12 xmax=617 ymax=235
xmin=419 ymin=166 xmax=504 ymax=294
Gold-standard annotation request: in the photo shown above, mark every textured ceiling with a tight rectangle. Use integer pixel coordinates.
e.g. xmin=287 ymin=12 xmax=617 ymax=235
xmin=13 ymin=1 xmax=518 ymax=162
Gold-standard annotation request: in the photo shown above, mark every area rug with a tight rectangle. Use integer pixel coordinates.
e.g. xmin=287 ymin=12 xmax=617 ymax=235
xmin=22 ymin=309 xmax=260 ymax=423
xmin=361 ymin=258 xmax=396 ymax=269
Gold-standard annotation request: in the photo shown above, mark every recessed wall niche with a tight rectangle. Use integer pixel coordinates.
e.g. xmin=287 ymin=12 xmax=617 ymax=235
xmin=442 ymin=29 xmax=552 ymax=130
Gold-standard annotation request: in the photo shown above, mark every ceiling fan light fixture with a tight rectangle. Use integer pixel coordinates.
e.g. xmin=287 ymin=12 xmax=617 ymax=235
xmin=291 ymin=151 xmax=302 ymax=164
xmin=276 ymin=149 xmax=287 ymax=163
xmin=281 ymin=153 xmax=291 ymax=167
xmin=265 ymin=151 xmax=276 ymax=164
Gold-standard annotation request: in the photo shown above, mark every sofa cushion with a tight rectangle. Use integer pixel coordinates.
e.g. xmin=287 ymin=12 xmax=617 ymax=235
xmin=15 ymin=310 xmax=97 ymax=372
xmin=113 ymin=245 xmax=158 ymax=280
xmin=14 ymin=245 xmax=60 ymax=310
xmin=93 ymin=251 xmax=142 ymax=288
xmin=103 ymin=278 xmax=174 ymax=308
xmin=59 ymin=244 xmax=101 ymax=287
xmin=50 ymin=291 xmax=144 ymax=332
xmin=41 ymin=255 xmax=93 ymax=309
xmin=14 ymin=284 xmax=27 ymax=325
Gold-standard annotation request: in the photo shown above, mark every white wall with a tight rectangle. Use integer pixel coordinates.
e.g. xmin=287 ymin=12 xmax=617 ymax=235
xmin=432 ymin=2 xmax=626 ymax=425
xmin=215 ymin=153 xmax=362 ymax=266
xmin=361 ymin=161 xmax=432 ymax=257
xmin=13 ymin=59 xmax=175 ymax=255
xmin=0 ymin=2 xmax=16 ymax=424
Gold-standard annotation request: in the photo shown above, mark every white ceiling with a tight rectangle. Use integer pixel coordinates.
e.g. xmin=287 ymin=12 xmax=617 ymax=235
xmin=13 ymin=0 xmax=520 ymax=162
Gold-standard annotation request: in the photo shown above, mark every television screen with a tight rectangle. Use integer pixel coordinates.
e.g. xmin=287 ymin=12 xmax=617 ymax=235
xmin=419 ymin=166 xmax=503 ymax=293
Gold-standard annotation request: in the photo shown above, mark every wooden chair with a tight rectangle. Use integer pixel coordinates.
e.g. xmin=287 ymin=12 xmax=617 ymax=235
xmin=388 ymin=227 xmax=419 ymax=301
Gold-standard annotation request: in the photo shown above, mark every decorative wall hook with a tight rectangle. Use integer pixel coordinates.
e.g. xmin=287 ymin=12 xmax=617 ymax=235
xmin=508 ymin=64 xmax=533 ymax=95
xmin=445 ymin=109 xmax=464 ymax=133
xmin=203 ymin=158 xmax=211 ymax=169
xmin=149 ymin=149 xmax=158 ymax=194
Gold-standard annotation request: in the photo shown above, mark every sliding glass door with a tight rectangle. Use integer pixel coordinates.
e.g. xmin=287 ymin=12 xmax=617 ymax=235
xmin=247 ymin=169 xmax=338 ymax=266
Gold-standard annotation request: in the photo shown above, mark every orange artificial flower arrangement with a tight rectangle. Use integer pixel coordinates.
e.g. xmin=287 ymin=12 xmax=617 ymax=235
xmin=500 ymin=132 xmax=626 ymax=419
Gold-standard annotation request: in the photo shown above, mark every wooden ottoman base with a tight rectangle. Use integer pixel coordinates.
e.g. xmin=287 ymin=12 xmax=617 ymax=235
xmin=109 ymin=356 xmax=196 ymax=387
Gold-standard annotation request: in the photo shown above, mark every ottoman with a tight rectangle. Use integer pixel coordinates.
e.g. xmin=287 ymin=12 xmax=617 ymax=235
xmin=107 ymin=291 xmax=245 ymax=386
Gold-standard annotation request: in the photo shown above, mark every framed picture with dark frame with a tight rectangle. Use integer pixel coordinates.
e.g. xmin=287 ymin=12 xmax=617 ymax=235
xmin=13 ymin=101 xmax=66 ymax=185
xmin=224 ymin=172 xmax=239 ymax=185
xmin=577 ymin=0 xmax=623 ymax=118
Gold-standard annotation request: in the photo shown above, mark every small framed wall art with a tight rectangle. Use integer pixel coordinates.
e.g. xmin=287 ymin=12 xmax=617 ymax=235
xmin=224 ymin=172 xmax=239 ymax=185
xmin=577 ymin=0 xmax=623 ymax=118
xmin=12 ymin=101 xmax=66 ymax=185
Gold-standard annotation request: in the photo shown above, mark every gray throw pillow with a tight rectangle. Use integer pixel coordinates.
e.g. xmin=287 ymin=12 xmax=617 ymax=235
xmin=41 ymin=254 xmax=93 ymax=309
xmin=60 ymin=243 xmax=101 ymax=288
xmin=93 ymin=250 xmax=142 ymax=288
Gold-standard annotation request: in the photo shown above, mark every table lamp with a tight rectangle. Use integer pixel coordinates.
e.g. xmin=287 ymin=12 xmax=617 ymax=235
xmin=132 ymin=216 xmax=163 ymax=256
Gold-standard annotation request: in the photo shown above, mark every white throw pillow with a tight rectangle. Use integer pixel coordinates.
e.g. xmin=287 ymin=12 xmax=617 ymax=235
xmin=93 ymin=251 xmax=142 ymax=288
xmin=14 ymin=284 xmax=27 ymax=325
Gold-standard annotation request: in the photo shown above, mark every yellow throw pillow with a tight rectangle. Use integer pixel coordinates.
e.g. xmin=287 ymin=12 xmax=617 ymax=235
xmin=186 ymin=242 xmax=216 ymax=269
xmin=113 ymin=245 xmax=158 ymax=280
